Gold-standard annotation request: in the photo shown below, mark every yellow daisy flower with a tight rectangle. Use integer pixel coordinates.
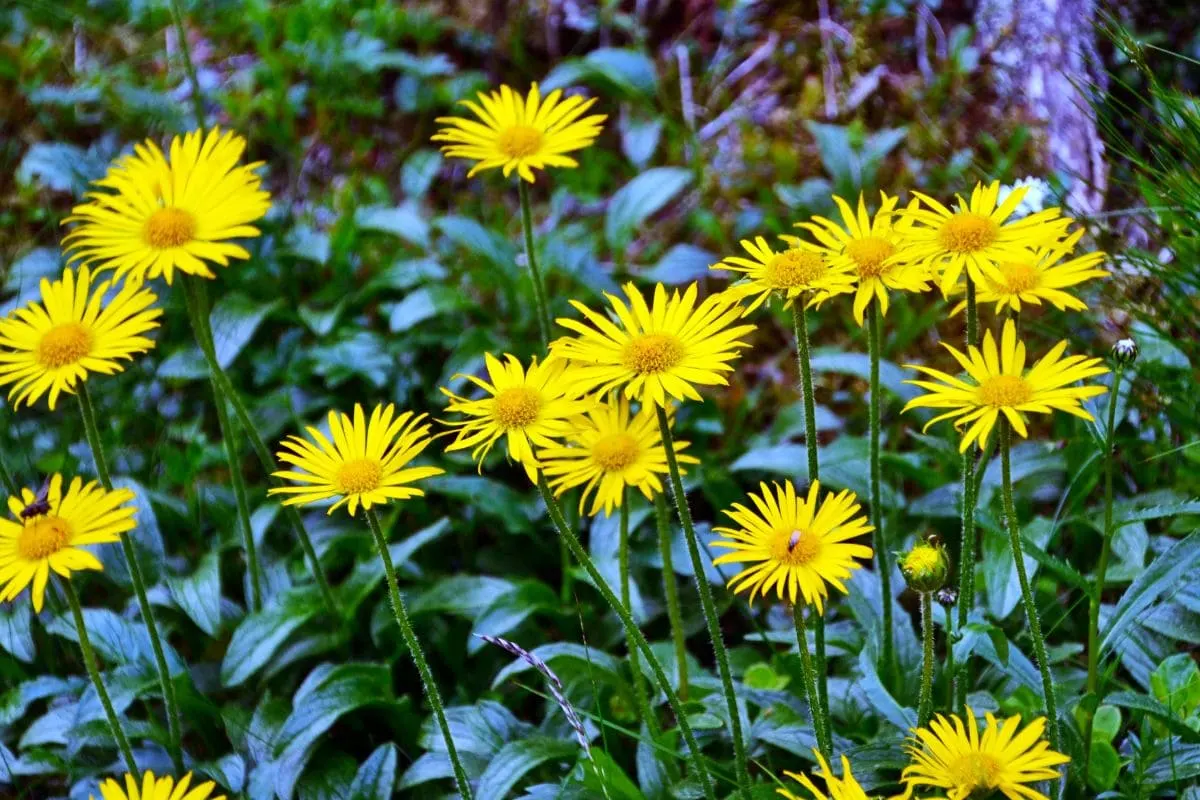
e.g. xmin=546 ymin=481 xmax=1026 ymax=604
xmin=902 ymin=181 xmax=1070 ymax=295
xmin=0 ymin=474 xmax=136 ymax=613
xmin=439 ymin=354 xmax=592 ymax=482
xmin=0 ymin=265 xmax=161 ymax=410
xmin=777 ymin=749 xmax=870 ymax=800
xmin=902 ymin=318 xmax=1108 ymax=452
xmin=950 ymin=228 xmax=1109 ymax=314
xmin=268 ymin=403 xmax=444 ymax=516
xmin=711 ymin=235 xmax=856 ymax=313
xmin=549 ymin=282 xmax=754 ymax=408
xmin=539 ymin=397 xmax=699 ymax=517
xmin=711 ymin=481 xmax=873 ymax=612
xmin=432 ymin=83 xmax=606 ymax=183
xmin=892 ymin=709 xmax=1070 ymax=800
xmin=795 ymin=192 xmax=931 ymax=325
xmin=63 ymin=127 xmax=271 ymax=285
xmin=92 ymin=770 xmax=225 ymax=800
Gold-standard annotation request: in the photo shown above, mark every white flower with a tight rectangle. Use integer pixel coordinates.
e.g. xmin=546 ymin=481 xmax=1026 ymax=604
xmin=996 ymin=176 xmax=1052 ymax=219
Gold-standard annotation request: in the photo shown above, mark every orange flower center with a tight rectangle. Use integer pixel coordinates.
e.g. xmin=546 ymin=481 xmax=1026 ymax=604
xmin=939 ymin=213 xmax=997 ymax=254
xmin=978 ymin=374 xmax=1032 ymax=407
xmin=623 ymin=333 xmax=684 ymax=375
xmin=846 ymin=237 xmax=895 ymax=278
xmin=493 ymin=387 xmax=542 ymax=429
xmin=17 ymin=516 xmax=72 ymax=560
xmin=996 ymin=261 xmax=1041 ymax=293
xmin=37 ymin=323 xmax=93 ymax=368
xmin=946 ymin=752 xmax=1001 ymax=792
xmin=770 ymin=528 xmax=822 ymax=566
xmin=591 ymin=433 xmax=640 ymax=472
xmin=144 ymin=207 xmax=197 ymax=249
xmin=497 ymin=125 xmax=544 ymax=159
xmin=764 ymin=249 xmax=825 ymax=289
xmin=337 ymin=458 xmax=382 ymax=494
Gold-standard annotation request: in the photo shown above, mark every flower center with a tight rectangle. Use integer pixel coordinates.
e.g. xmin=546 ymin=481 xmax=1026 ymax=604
xmin=946 ymin=753 xmax=1002 ymax=793
xmin=763 ymin=249 xmax=826 ymax=289
xmin=902 ymin=545 xmax=941 ymax=574
xmin=497 ymin=125 xmax=544 ymax=159
xmin=770 ymin=528 xmax=822 ymax=566
xmin=996 ymin=261 xmax=1041 ymax=293
xmin=622 ymin=333 xmax=684 ymax=375
xmin=591 ymin=433 xmax=641 ymax=472
xmin=37 ymin=323 xmax=93 ymax=368
xmin=846 ymin=237 xmax=895 ymax=278
xmin=493 ymin=387 xmax=542 ymax=429
xmin=144 ymin=207 xmax=197 ymax=249
xmin=337 ymin=458 xmax=382 ymax=494
xmin=17 ymin=516 xmax=72 ymax=560
xmin=938 ymin=213 xmax=998 ymax=254
xmin=978 ymin=374 xmax=1032 ymax=407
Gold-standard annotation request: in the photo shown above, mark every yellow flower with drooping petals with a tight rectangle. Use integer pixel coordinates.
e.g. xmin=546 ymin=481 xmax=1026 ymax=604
xmin=711 ymin=235 xmax=856 ymax=313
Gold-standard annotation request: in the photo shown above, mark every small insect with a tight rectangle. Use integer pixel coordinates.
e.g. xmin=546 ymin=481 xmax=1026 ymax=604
xmin=19 ymin=477 xmax=52 ymax=520
xmin=786 ymin=530 xmax=803 ymax=553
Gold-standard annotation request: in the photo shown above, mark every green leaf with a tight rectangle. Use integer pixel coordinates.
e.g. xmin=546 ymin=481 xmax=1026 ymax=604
xmin=542 ymin=48 xmax=657 ymax=97
xmin=310 ymin=331 xmax=392 ymax=388
xmin=468 ymin=580 xmax=559 ymax=653
xmin=411 ymin=575 xmax=515 ymax=619
xmin=0 ymin=603 xmax=34 ymax=663
xmin=47 ymin=608 xmax=184 ymax=672
xmin=983 ymin=516 xmax=1053 ymax=620
xmin=492 ymin=642 xmax=622 ymax=689
xmin=1093 ymin=704 xmax=1122 ymax=743
xmin=355 ymin=203 xmax=429 ymax=247
xmin=1103 ymin=529 xmax=1200 ymax=654
xmin=641 ymin=244 xmax=714 ymax=285
xmin=434 ymin=215 xmax=516 ymax=268
xmin=401 ymin=150 xmax=443 ymax=198
xmin=348 ymin=743 xmax=398 ymax=800
xmin=810 ymin=351 xmax=920 ymax=402
xmin=605 ymin=168 xmax=692 ymax=250
xmin=98 ymin=476 xmax=165 ymax=586
xmin=475 ymin=737 xmax=577 ymax=799
xmin=1151 ymin=653 xmax=1200 ymax=717
xmin=580 ymin=749 xmax=646 ymax=800
xmin=388 ymin=286 xmax=468 ymax=333
xmin=210 ymin=293 xmax=282 ymax=369
xmin=221 ymin=588 xmax=322 ymax=687
xmin=1087 ymin=740 xmax=1121 ymax=792
xmin=167 ymin=551 xmax=224 ymax=637
xmin=1106 ymin=691 xmax=1200 ymax=743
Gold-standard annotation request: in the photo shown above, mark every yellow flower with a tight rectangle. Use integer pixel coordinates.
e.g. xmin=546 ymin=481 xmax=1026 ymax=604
xmin=899 ymin=542 xmax=949 ymax=593
xmin=432 ymin=83 xmax=606 ymax=183
xmin=0 ymin=266 xmax=161 ymax=410
xmin=92 ymin=770 xmax=225 ymax=800
xmin=777 ymin=749 xmax=870 ymax=800
xmin=902 ymin=181 xmax=1070 ymax=295
xmin=892 ymin=709 xmax=1070 ymax=800
xmin=950 ymin=228 xmax=1108 ymax=314
xmin=711 ymin=235 xmax=856 ymax=313
xmin=539 ymin=397 xmax=698 ymax=517
xmin=902 ymin=318 xmax=1108 ymax=452
xmin=63 ymin=128 xmax=271 ymax=284
xmin=550 ymin=282 xmax=754 ymax=408
xmin=711 ymin=481 xmax=873 ymax=612
xmin=439 ymin=354 xmax=592 ymax=482
xmin=795 ymin=192 xmax=932 ymax=325
xmin=268 ymin=404 xmax=443 ymax=516
xmin=0 ymin=475 xmax=136 ymax=613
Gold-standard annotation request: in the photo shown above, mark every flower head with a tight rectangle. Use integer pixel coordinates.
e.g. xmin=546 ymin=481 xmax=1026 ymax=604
xmin=952 ymin=229 xmax=1108 ymax=314
xmin=269 ymin=404 xmax=443 ymax=516
xmin=899 ymin=541 xmax=950 ymax=593
xmin=432 ymin=83 xmax=606 ymax=183
xmin=1 ymin=475 xmax=136 ymax=612
xmin=902 ymin=181 xmax=1070 ymax=295
xmin=64 ymin=127 xmax=271 ymax=285
xmin=893 ymin=708 xmax=1069 ymax=800
xmin=795 ymin=192 xmax=932 ymax=324
xmin=902 ymin=319 xmax=1109 ymax=452
xmin=92 ymin=770 xmax=225 ymax=800
xmin=778 ymin=749 xmax=870 ymax=800
xmin=539 ymin=397 xmax=698 ymax=517
xmin=711 ymin=236 xmax=856 ymax=313
xmin=439 ymin=354 xmax=592 ymax=482
xmin=711 ymin=481 xmax=873 ymax=612
xmin=550 ymin=282 xmax=754 ymax=408
xmin=0 ymin=266 xmax=161 ymax=410
xmin=1112 ymin=337 xmax=1138 ymax=365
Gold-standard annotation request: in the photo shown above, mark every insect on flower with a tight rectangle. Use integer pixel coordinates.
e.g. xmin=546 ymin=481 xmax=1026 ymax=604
xmin=19 ymin=477 xmax=52 ymax=520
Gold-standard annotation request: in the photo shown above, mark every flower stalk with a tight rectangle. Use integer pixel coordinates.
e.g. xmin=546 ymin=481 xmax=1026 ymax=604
xmin=955 ymin=278 xmax=979 ymax=708
xmin=518 ymin=181 xmax=553 ymax=349
xmin=867 ymin=300 xmax=896 ymax=686
xmin=619 ymin=494 xmax=657 ymax=733
xmin=918 ymin=591 xmax=935 ymax=727
xmin=654 ymin=492 xmax=690 ymax=699
xmin=793 ymin=603 xmax=833 ymax=761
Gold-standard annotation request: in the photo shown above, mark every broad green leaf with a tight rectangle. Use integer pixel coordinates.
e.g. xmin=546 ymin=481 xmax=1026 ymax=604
xmin=221 ymin=588 xmax=322 ymax=687
xmin=983 ymin=515 xmax=1054 ymax=620
xmin=856 ymin=649 xmax=916 ymax=731
xmin=580 ymin=749 xmax=646 ymax=800
xmin=605 ymin=168 xmax=691 ymax=250
xmin=388 ymin=285 xmax=468 ymax=333
xmin=1102 ymin=529 xmax=1200 ymax=653
xmin=641 ymin=244 xmax=714 ymax=285
xmin=1108 ymin=691 xmax=1200 ymax=742
xmin=348 ymin=743 xmax=398 ymax=800
xmin=543 ymin=48 xmax=657 ymax=97
xmin=1151 ymin=653 xmax=1200 ymax=716
xmin=98 ymin=476 xmax=164 ymax=586
xmin=356 ymin=202 xmax=429 ymax=247
xmin=401 ymin=150 xmax=443 ymax=198
xmin=1143 ymin=742 xmax=1200 ymax=787
xmin=1093 ymin=704 xmax=1122 ymax=743
xmin=310 ymin=331 xmax=392 ymax=389
xmin=468 ymin=580 xmax=560 ymax=653
xmin=410 ymin=575 xmax=514 ymax=619
xmin=434 ymin=215 xmax=516 ymax=268
xmin=47 ymin=608 xmax=184 ymax=672
xmin=1086 ymin=740 xmax=1120 ymax=792
xmin=210 ymin=293 xmax=282 ymax=369
xmin=0 ymin=603 xmax=34 ymax=663
xmin=16 ymin=142 xmax=104 ymax=192
xmin=619 ymin=113 xmax=662 ymax=169
xmin=166 ymin=551 xmax=224 ymax=637
xmin=475 ymin=737 xmax=578 ymax=799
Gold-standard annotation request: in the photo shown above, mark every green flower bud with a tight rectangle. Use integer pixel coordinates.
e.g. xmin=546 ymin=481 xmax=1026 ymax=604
xmin=899 ymin=542 xmax=950 ymax=593
xmin=1112 ymin=337 xmax=1138 ymax=365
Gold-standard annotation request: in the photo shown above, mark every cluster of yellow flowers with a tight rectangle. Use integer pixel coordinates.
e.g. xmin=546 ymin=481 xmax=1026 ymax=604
xmin=0 ymin=80 xmax=1111 ymax=800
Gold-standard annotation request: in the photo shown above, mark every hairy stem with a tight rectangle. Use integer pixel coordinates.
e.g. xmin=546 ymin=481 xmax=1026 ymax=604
xmin=793 ymin=604 xmax=832 ymax=760
xmin=867 ymin=300 xmax=895 ymax=687
xmin=955 ymin=278 xmax=979 ymax=708
xmin=918 ymin=592 xmax=935 ymax=727
xmin=168 ymin=0 xmax=206 ymax=130
xmin=517 ymin=181 xmax=553 ymax=349
xmin=654 ymin=492 xmax=690 ymax=700
xmin=620 ymin=495 xmax=658 ymax=735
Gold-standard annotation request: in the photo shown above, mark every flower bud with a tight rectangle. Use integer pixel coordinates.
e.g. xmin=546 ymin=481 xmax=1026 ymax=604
xmin=1112 ymin=338 xmax=1138 ymax=365
xmin=899 ymin=541 xmax=950 ymax=593
xmin=935 ymin=587 xmax=959 ymax=608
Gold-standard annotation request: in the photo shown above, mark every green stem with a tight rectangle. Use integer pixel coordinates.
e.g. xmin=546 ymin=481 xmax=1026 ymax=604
xmin=76 ymin=384 xmax=184 ymax=774
xmin=654 ymin=492 xmax=689 ymax=700
xmin=918 ymin=592 xmax=934 ymax=727
xmin=517 ymin=181 xmax=553 ymax=349
xmin=955 ymin=278 xmax=979 ymax=709
xmin=867 ymin=300 xmax=895 ymax=687
xmin=365 ymin=508 xmax=473 ymax=799
xmin=655 ymin=406 xmax=751 ymax=800
xmin=537 ymin=474 xmax=716 ymax=800
xmin=1084 ymin=363 xmax=1126 ymax=775
xmin=1000 ymin=423 xmax=1061 ymax=757
xmin=793 ymin=604 xmax=832 ymax=760
xmin=0 ymin=408 xmax=18 ymax=495
xmin=62 ymin=578 xmax=138 ymax=775
xmin=182 ymin=278 xmax=261 ymax=611
xmin=620 ymin=494 xmax=658 ymax=735
xmin=944 ymin=602 xmax=955 ymax=715
xmin=168 ymin=0 xmax=207 ymax=130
